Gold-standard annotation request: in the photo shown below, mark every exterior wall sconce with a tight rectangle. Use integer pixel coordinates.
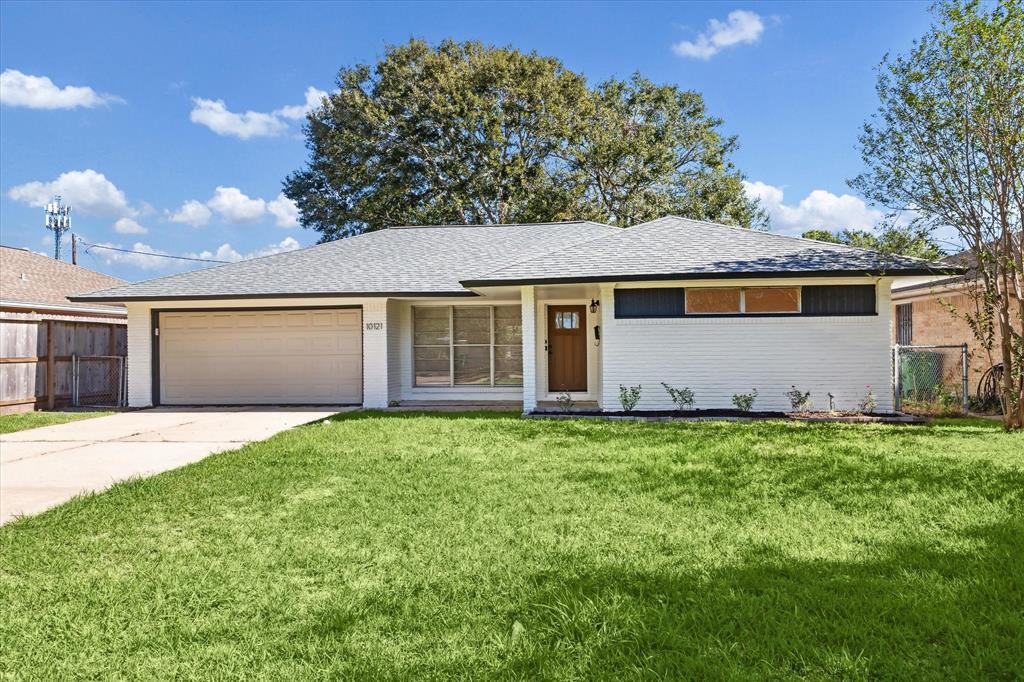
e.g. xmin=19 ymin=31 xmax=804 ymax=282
xmin=589 ymin=299 xmax=600 ymax=314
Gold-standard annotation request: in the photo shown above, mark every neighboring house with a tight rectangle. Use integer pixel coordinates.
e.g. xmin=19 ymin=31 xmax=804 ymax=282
xmin=891 ymin=249 xmax=1018 ymax=394
xmin=1 ymin=246 xmax=128 ymax=413
xmin=70 ymin=216 xmax=951 ymax=413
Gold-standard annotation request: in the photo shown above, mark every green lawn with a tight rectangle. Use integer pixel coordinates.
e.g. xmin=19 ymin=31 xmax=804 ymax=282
xmin=1 ymin=413 xmax=1020 ymax=680
xmin=0 ymin=410 xmax=113 ymax=435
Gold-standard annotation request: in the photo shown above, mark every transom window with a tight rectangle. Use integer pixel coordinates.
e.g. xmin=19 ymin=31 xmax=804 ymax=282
xmin=554 ymin=311 xmax=580 ymax=329
xmin=685 ymin=287 xmax=800 ymax=314
xmin=414 ymin=306 xmax=523 ymax=387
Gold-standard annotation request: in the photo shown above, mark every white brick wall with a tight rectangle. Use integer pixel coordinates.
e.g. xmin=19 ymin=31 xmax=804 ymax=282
xmin=521 ymin=286 xmax=537 ymax=412
xmin=361 ymin=299 xmax=389 ymax=408
xmin=600 ymin=279 xmax=895 ymax=412
xmin=126 ymin=302 xmax=153 ymax=407
xmin=386 ymin=299 xmax=402 ymax=404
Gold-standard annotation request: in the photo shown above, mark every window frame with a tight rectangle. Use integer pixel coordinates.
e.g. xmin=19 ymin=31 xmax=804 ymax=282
xmin=413 ymin=305 xmax=523 ymax=388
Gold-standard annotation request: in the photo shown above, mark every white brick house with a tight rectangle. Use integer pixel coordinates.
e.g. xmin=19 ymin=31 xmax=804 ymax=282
xmin=71 ymin=216 xmax=954 ymax=413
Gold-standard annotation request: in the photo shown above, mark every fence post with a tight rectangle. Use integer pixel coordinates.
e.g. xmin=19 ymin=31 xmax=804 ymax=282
xmin=893 ymin=344 xmax=902 ymax=412
xmin=962 ymin=343 xmax=969 ymax=415
xmin=71 ymin=354 xmax=78 ymax=407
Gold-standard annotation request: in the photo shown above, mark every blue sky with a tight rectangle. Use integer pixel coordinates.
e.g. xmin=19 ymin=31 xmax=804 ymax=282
xmin=0 ymin=0 xmax=934 ymax=280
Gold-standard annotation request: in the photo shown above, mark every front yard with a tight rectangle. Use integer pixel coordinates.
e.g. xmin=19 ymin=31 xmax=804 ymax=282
xmin=0 ymin=410 xmax=113 ymax=435
xmin=0 ymin=413 xmax=1020 ymax=680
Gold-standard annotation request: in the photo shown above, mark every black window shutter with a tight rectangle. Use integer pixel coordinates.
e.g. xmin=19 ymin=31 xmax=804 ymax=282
xmin=801 ymin=285 xmax=876 ymax=315
xmin=615 ymin=288 xmax=686 ymax=318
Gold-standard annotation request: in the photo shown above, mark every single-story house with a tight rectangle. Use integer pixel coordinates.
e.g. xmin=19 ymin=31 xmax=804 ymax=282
xmin=1 ymin=245 xmax=127 ymax=413
xmin=70 ymin=216 xmax=952 ymax=413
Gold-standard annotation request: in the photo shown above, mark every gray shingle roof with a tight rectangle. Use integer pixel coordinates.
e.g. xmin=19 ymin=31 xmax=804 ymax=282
xmin=70 ymin=221 xmax=617 ymax=301
xmin=461 ymin=216 xmax=956 ymax=286
xmin=72 ymin=216 xmax=959 ymax=302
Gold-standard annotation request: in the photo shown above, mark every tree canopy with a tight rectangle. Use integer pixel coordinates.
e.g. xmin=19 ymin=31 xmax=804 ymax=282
xmin=283 ymin=39 xmax=764 ymax=240
xmin=800 ymin=227 xmax=946 ymax=260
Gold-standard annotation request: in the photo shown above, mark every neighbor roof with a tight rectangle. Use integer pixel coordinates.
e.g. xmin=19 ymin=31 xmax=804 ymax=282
xmin=1 ymin=246 xmax=126 ymax=313
xmin=70 ymin=221 xmax=617 ymax=302
xmin=461 ymin=216 xmax=957 ymax=286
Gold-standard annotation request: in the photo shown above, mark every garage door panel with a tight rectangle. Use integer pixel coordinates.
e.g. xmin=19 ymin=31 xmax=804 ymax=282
xmin=160 ymin=308 xmax=362 ymax=404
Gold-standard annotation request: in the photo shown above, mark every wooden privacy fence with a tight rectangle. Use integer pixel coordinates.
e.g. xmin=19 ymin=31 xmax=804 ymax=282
xmin=0 ymin=312 xmax=127 ymax=413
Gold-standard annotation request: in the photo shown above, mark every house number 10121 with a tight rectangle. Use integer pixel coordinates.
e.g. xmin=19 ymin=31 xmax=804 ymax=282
xmin=365 ymin=322 xmax=383 ymax=331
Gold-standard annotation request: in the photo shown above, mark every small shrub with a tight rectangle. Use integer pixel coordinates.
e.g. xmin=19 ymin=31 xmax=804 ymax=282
xmin=731 ymin=389 xmax=758 ymax=412
xmin=618 ymin=384 xmax=642 ymax=412
xmin=661 ymin=382 xmax=694 ymax=411
xmin=859 ymin=386 xmax=877 ymax=413
xmin=555 ymin=391 xmax=575 ymax=412
xmin=784 ymin=385 xmax=813 ymax=411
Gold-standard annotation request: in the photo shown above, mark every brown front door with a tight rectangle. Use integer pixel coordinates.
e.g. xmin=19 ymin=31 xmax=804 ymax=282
xmin=547 ymin=305 xmax=587 ymax=392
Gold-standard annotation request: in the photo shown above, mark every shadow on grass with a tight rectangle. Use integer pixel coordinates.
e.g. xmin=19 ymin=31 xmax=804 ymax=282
xmin=505 ymin=520 xmax=1023 ymax=679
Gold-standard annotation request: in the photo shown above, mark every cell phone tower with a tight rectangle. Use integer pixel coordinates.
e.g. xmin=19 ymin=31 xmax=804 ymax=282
xmin=44 ymin=195 xmax=72 ymax=260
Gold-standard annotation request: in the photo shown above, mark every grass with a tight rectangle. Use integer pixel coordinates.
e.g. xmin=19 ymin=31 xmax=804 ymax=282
xmin=0 ymin=410 xmax=113 ymax=435
xmin=0 ymin=413 xmax=1021 ymax=680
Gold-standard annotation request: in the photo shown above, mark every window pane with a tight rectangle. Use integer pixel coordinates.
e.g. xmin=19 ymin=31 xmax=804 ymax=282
xmin=493 ymin=306 xmax=522 ymax=344
xmin=453 ymin=307 xmax=490 ymax=345
xmin=454 ymin=346 xmax=490 ymax=385
xmin=414 ymin=307 xmax=449 ymax=345
xmin=414 ymin=347 xmax=450 ymax=386
xmin=745 ymin=287 xmax=800 ymax=313
xmin=494 ymin=346 xmax=523 ymax=385
xmin=555 ymin=311 xmax=579 ymax=329
xmin=685 ymin=288 xmax=741 ymax=314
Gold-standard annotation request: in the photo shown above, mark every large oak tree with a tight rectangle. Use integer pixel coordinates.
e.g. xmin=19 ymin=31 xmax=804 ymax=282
xmin=283 ymin=39 xmax=764 ymax=239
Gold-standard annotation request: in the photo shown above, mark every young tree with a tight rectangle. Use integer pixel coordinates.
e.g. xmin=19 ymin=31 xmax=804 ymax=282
xmin=800 ymin=226 xmax=946 ymax=260
xmin=850 ymin=0 xmax=1023 ymax=429
xmin=283 ymin=39 xmax=763 ymax=240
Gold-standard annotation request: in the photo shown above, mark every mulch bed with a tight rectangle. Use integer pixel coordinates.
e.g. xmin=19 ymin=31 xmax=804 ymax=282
xmin=528 ymin=409 xmax=928 ymax=424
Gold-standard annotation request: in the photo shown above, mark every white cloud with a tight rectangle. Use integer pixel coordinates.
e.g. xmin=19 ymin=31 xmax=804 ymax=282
xmin=206 ymin=186 xmax=266 ymax=223
xmin=672 ymin=10 xmax=765 ymax=60
xmin=189 ymin=97 xmax=288 ymax=139
xmin=274 ymin=86 xmax=328 ymax=120
xmin=190 ymin=86 xmax=328 ymax=139
xmin=7 ymin=169 xmax=136 ymax=217
xmin=166 ymin=199 xmax=212 ymax=227
xmin=267 ymin=193 xmax=300 ymax=228
xmin=113 ymin=217 xmax=147 ymax=235
xmin=744 ymin=180 xmax=884 ymax=236
xmin=188 ymin=236 xmax=301 ymax=263
xmin=0 ymin=69 xmax=123 ymax=109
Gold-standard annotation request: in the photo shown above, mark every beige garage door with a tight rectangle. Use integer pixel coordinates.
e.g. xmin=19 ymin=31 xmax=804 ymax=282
xmin=159 ymin=308 xmax=362 ymax=404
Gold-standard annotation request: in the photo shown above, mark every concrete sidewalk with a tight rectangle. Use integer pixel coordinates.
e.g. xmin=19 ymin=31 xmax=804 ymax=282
xmin=0 ymin=406 xmax=347 ymax=524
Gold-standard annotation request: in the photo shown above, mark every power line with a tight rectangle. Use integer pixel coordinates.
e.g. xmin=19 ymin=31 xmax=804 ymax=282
xmin=80 ymin=240 xmax=230 ymax=264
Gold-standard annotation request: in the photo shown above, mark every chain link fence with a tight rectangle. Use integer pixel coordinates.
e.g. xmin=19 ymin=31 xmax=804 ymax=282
xmin=71 ymin=355 xmax=127 ymax=408
xmin=893 ymin=344 xmax=968 ymax=415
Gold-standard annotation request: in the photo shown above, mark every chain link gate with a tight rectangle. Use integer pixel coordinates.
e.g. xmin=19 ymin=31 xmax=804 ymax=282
xmin=71 ymin=355 xmax=127 ymax=408
xmin=893 ymin=344 xmax=968 ymax=415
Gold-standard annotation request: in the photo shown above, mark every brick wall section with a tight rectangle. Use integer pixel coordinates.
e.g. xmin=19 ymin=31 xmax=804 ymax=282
xmin=893 ymin=289 xmax=1007 ymax=392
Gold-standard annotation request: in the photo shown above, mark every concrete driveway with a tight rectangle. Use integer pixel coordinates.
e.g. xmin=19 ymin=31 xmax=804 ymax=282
xmin=0 ymin=406 xmax=346 ymax=525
